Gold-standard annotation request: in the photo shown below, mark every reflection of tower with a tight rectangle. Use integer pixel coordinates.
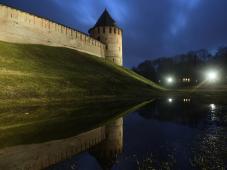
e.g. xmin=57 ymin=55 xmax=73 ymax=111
xmin=91 ymin=118 xmax=123 ymax=169
xmin=103 ymin=117 xmax=123 ymax=155
xmin=89 ymin=9 xmax=123 ymax=66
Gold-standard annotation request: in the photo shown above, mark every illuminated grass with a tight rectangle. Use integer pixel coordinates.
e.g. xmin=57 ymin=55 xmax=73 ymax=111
xmin=0 ymin=41 xmax=163 ymax=104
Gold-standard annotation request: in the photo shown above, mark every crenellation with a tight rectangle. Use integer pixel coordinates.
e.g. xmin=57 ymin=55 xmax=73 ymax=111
xmin=0 ymin=4 xmax=123 ymax=64
xmin=0 ymin=4 xmax=106 ymax=58
xmin=89 ymin=9 xmax=123 ymax=65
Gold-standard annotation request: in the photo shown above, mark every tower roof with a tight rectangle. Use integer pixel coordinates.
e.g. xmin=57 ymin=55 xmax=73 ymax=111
xmin=94 ymin=9 xmax=117 ymax=27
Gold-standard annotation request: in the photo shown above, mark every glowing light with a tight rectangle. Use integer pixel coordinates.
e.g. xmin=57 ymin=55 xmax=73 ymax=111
xmin=166 ymin=76 xmax=174 ymax=84
xmin=210 ymin=104 xmax=216 ymax=110
xmin=205 ymin=70 xmax=219 ymax=82
xmin=183 ymin=98 xmax=191 ymax=102
xmin=168 ymin=98 xmax=173 ymax=103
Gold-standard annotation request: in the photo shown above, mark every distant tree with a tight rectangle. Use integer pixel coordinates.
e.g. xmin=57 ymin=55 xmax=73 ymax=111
xmin=215 ymin=47 xmax=227 ymax=67
xmin=195 ymin=49 xmax=212 ymax=61
xmin=174 ymin=51 xmax=203 ymax=82
xmin=154 ymin=57 xmax=175 ymax=79
xmin=132 ymin=60 xmax=157 ymax=82
xmin=216 ymin=47 xmax=227 ymax=58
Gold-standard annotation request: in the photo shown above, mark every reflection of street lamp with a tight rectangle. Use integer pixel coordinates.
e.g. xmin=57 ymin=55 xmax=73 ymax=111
xmin=209 ymin=104 xmax=217 ymax=121
xmin=205 ymin=70 xmax=219 ymax=82
xmin=210 ymin=104 xmax=216 ymax=110
xmin=168 ymin=98 xmax=173 ymax=103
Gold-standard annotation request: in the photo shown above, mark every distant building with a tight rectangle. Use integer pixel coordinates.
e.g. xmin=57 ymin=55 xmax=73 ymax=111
xmin=182 ymin=77 xmax=191 ymax=83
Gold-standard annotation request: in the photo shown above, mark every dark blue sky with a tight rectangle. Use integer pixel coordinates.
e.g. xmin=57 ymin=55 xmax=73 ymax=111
xmin=1 ymin=0 xmax=227 ymax=67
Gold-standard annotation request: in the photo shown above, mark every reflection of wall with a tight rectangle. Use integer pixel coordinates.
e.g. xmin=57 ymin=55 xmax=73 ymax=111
xmin=0 ymin=127 xmax=105 ymax=170
xmin=0 ymin=4 xmax=105 ymax=58
xmin=0 ymin=118 xmax=123 ymax=170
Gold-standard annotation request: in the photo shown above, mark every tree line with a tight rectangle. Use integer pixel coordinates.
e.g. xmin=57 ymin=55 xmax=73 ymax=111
xmin=132 ymin=47 xmax=227 ymax=87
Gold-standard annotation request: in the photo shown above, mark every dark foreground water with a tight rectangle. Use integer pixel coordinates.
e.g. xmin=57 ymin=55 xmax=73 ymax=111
xmin=48 ymin=98 xmax=227 ymax=170
xmin=0 ymin=98 xmax=226 ymax=170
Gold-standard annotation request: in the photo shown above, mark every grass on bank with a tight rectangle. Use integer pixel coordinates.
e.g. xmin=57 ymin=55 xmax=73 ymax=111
xmin=0 ymin=41 xmax=164 ymax=105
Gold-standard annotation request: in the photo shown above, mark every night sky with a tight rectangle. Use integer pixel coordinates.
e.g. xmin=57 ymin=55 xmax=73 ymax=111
xmin=1 ymin=0 xmax=227 ymax=67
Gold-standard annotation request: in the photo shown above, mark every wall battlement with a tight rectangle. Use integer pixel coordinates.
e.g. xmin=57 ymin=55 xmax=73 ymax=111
xmin=0 ymin=4 xmax=106 ymax=58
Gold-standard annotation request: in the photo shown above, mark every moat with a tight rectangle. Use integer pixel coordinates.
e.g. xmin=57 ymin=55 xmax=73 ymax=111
xmin=0 ymin=98 xmax=226 ymax=170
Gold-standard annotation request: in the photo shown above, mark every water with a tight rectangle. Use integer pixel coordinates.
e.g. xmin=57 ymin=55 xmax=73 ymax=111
xmin=48 ymin=98 xmax=227 ymax=170
xmin=0 ymin=98 xmax=226 ymax=170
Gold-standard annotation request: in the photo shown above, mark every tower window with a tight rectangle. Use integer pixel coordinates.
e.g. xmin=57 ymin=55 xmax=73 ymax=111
xmin=103 ymin=27 xmax=105 ymax=33
xmin=98 ymin=27 xmax=100 ymax=33
xmin=106 ymin=45 xmax=108 ymax=50
xmin=109 ymin=27 xmax=112 ymax=33
xmin=114 ymin=28 xmax=116 ymax=33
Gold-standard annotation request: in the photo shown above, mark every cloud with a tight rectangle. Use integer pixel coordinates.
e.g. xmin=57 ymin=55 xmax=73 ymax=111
xmin=0 ymin=0 xmax=227 ymax=67
xmin=53 ymin=0 xmax=129 ymax=28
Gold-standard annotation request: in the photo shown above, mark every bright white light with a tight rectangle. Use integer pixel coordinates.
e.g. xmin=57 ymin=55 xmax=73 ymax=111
xmin=168 ymin=98 xmax=173 ymax=103
xmin=206 ymin=70 xmax=219 ymax=82
xmin=166 ymin=77 xmax=174 ymax=84
xmin=210 ymin=104 xmax=216 ymax=110
xmin=183 ymin=98 xmax=191 ymax=102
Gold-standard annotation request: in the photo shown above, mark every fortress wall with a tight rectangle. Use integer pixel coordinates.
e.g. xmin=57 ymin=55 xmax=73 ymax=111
xmin=0 ymin=4 xmax=106 ymax=58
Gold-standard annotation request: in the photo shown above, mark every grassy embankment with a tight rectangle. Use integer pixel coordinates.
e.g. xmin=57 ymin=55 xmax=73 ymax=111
xmin=0 ymin=41 xmax=164 ymax=106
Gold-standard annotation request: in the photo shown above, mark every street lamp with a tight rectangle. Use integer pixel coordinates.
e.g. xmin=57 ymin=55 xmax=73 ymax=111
xmin=166 ymin=76 xmax=174 ymax=85
xmin=205 ymin=70 xmax=219 ymax=83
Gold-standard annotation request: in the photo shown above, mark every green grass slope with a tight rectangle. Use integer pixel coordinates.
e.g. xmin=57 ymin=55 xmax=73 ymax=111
xmin=0 ymin=41 xmax=163 ymax=105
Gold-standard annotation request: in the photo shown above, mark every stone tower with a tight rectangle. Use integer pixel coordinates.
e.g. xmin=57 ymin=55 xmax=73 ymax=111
xmin=89 ymin=9 xmax=123 ymax=66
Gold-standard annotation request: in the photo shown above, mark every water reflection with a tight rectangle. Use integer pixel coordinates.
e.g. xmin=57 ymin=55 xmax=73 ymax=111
xmin=167 ymin=98 xmax=173 ymax=103
xmin=91 ymin=118 xmax=123 ymax=170
xmin=63 ymin=97 xmax=225 ymax=170
xmin=131 ymin=98 xmax=227 ymax=170
xmin=138 ymin=98 xmax=210 ymax=128
xmin=183 ymin=98 xmax=191 ymax=103
xmin=0 ymin=126 xmax=106 ymax=170
xmin=0 ymin=118 xmax=123 ymax=170
xmin=0 ymin=98 xmax=226 ymax=170
xmin=0 ymin=100 xmax=148 ymax=170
